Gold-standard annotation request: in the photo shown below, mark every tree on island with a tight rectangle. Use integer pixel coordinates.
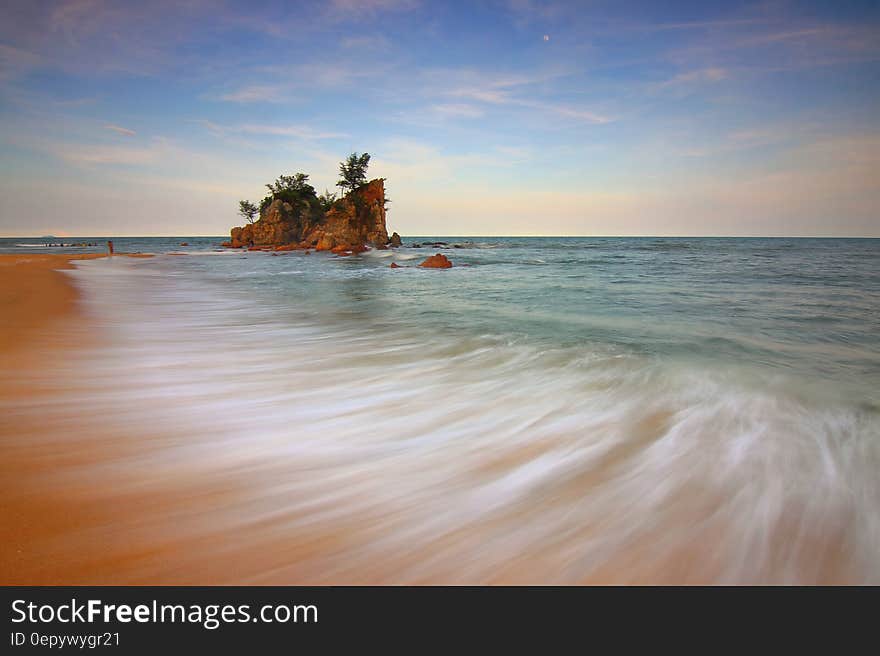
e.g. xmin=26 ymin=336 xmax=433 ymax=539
xmin=238 ymin=199 xmax=258 ymax=224
xmin=259 ymin=172 xmax=320 ymax=213
xmin=266 ymin=172 xmax=314 ymax=197
xmin=236 ymin=159 xmax=377 ymax=221
xmin=337 ymin=152 xmax=370 ymax=197
xmin=318 ymin=188 xmax=338 ymax=211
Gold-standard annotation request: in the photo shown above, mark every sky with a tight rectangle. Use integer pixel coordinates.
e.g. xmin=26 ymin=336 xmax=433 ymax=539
xmin=0 ymin=0 xmax=878 ymax=237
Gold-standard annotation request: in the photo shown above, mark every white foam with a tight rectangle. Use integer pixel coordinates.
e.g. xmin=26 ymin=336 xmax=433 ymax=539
xmin=9 ymin=255 xmax=877 ymax=584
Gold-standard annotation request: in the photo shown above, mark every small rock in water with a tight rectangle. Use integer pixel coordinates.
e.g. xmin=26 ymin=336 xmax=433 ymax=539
xmin=418 ymin=253 xmax=453 ymax=269
xmin=389 ymin=262 xmax=402 ymax=268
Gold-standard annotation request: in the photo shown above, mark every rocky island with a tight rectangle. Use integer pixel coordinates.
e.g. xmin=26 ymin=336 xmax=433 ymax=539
xmin=223 ymin=153 xmax=403 ymax=256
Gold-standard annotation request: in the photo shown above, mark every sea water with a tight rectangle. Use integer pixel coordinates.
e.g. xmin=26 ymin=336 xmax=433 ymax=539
xmin=4 ymin=236 xmax=879 ymax=583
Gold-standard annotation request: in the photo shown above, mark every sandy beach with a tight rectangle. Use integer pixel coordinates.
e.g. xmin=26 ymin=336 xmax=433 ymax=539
xmin=0 ymin=252 xmax=713 ymax=585
xmin=1 ymin=246 xmax=876 ymax=585
xmin=0 ymin=253 xmax=157 ymax=584
xmin=0 ymin=252 xmax=459 ymax=585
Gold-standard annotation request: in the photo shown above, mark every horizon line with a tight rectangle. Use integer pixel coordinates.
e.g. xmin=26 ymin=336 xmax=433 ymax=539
xmin=3 ymin=234 xmax=879 ymax=240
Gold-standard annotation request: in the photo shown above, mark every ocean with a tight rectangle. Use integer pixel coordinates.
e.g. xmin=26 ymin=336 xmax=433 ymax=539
xmin=3 ymin=236 xmax=879 ymax=583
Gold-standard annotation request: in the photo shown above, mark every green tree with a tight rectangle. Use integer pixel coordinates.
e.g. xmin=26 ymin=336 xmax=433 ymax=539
xmin=266 ymin=172 xmax=315 ymax=197
xmin=337 ymin=152 xmax=370 ymax=196
xmin=238 ymin=199 xmax=258 ymax=224
xmin=260 ymin=172 xmax=320 ymax=213
xmin=318 ymin=188 xmax=338 ymax=212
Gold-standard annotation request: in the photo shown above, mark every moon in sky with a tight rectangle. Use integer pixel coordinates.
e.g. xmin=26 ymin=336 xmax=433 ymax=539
xmin=543 ymin=35 xmax=550 ymax=41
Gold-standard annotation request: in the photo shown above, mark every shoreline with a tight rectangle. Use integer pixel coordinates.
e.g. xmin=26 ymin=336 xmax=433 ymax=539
xmin=0 ymin=253 xmax=154 ymax=584
xmin=0 ymin=253 xmax=107 ymax=354
xmin=0 ymin=253 xmax=154 ymax=352
xmin=0 ymin=250 xmax=873 ymax=584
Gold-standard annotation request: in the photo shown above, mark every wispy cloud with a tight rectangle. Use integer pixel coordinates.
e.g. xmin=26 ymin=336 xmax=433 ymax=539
xmin=219 ymin=59 xmax=391 ymax=101
xmin=0 ymin=43 xmax=42 ymax=81
xmin=239 ymin=124 xmax=348 ymax=140
xmin=103 ymin=123 xmax=136 ymax=136
xmin=429 ymin=103 xmax=485 ymax=118
xmin=329 ymin=0 xmax=419 ymax=16
xmin=652 ymin=67 xmax=728 ymax=93
xmin=631 ymin=18 xmax=768 ymax=32
xmin=53 ymin=141 xmax=162 ymax=165
xmin=664 ymin=17 xmax=880 ymax=73
xmin=195 ymin=121 xmax=346 ymax=141
xmin=435 ymin=69 xmax=613 ymax=124
xmin=504 ymin=0 xmax=567 ymax=29
xmin=451 ymin=90 xmax=613 ymax=124
xmin=217 ymin=84 xmax=288 ymax=103
xmin=521 ymin=100 xmax=612 ymax=124
xmin=191 ymin=119 xmax=225 ymax=136
xmin=2 ymin=0 xmax=878 ymax=236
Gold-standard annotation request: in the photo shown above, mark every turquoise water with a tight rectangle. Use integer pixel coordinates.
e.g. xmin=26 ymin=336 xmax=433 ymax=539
xmin=12 ymin=235 xmax=875 ymax=388
xmin=6 ymin=236 xmax=880 ymax=582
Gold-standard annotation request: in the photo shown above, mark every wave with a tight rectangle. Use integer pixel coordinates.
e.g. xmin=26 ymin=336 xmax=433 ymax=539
xmin=12 ymin=256 xmax=872 ymax=583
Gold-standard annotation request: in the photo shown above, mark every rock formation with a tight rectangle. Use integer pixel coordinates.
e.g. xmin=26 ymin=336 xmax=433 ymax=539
xmin=418 ymin=253 xmax=453 ymax=269
xmin=389 ymin=232 xmax=402 ymax=247
xmin=224 ymin=178 xmax=392 ymax=252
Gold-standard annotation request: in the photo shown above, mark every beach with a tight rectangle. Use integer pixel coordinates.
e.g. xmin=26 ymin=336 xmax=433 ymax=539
xmin=1 ymin=240 xmax=878 ymax=584
xmin=0 ymin=253 xmax=156 ymax=583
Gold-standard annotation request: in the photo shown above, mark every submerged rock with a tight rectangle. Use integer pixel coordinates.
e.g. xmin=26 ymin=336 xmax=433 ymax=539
xmin=418 ymin=253 xmax=453 ymax=269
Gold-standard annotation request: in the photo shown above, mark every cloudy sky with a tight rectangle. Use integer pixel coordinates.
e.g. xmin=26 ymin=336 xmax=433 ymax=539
xmin=1 ymin=0 xmax=878 ymax=236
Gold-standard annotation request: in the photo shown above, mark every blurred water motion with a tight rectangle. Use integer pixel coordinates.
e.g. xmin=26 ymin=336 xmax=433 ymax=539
xmin=2 ymin=238 xmax=879 ymax=583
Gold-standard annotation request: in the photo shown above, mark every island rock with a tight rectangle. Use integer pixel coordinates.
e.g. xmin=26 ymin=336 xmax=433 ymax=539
xmin=226 ymin=178 xmax=391 ymax=251
xmin=418 ymin=253 xmax=453 ymax=269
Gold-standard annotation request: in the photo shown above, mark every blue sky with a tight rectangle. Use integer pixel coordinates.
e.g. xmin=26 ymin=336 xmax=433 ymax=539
xmin=1 ymin=0 xmax=878 ymax=236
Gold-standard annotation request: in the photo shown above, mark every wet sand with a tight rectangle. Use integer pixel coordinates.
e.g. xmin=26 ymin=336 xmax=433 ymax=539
xmin=0 ymin=253 xmax=158 ymax=584
xmin=0 ymin=252 xmax=419 ymax=584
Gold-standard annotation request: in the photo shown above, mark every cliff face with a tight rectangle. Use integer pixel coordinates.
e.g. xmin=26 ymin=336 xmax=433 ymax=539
xmin=230 ymin=198 xmax=321 ymax=248
xmin=312 ymin=179 xmax=389 ymax=250
xmin=225 ymin=178 xmax=390 ymax=250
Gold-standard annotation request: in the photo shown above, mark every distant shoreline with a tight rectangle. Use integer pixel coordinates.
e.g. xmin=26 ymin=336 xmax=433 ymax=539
xmin=2 ymin=235 xmax=879 ymax=240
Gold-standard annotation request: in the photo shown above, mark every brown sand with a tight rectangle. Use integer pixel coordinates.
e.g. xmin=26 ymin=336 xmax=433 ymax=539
xmin=0 ymin=254 xmax=105 ymax=354
xmin=0 ymin=253 xmax=158 ymax=584
xmin=0 ymin=252 xmax=359 ymax=585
